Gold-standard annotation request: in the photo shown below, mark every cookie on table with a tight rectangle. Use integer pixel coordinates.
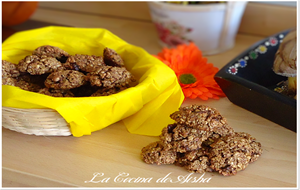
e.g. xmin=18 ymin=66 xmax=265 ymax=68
xmin=231 ymin=132 xmax=263 ymax=163
xmin=2 ymin=60 xmax=20 ymax=78
xmin=170 ymin=105 xmax=234 ymax=136
xmin=160 ymin=123 xmax=213 ymax=153
xmin=175 ymin=148 xmax=213 ymax=173
xmin=64 ymin=54 xmax=105 ymax=73
xmin=103 ymin=47 xmax=125 ymax=67
xmin=18 ymin=55 xmax=63 ymax=75
xmin=141 ymin=141 xmax=177 ymax=165
xmin=38 ymin=88 xmax=74 ymax=97
xmin=208 ymin=132 xmax=263 ymax=176
xmin=44 ymin=70 xmax=86 ymax=89
xmin=86 ymin=66 xmax=135 ymax=88
xmin=32 ymin=45 xmax=69 ymax=63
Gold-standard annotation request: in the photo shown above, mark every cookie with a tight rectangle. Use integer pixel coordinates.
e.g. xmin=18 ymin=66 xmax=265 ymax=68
xmin=170 ymin=105 xmax=234 ymax=136
xmin=90 ymin=85 xmax=128 ymax=97
xmin=18 ymin=55 xmax=63 ymax=75
xmin=86 ymin=66 xmax=135 ymax=88
xmin=160 ymin=123 xmax=213 ymax=153
xmin=38 ymin=88 xmax=74 ymax=97
xmin=64 ymin=54 xmax=105 ymax=73
xmin=2 ymin=76 xmax=18 ymax=86
xmin=175 ymin=148 xmax=213 ymax=173
xmin=16 ymin=79 xmax=43 ymax=92
xmin=32 ymin=45 xmax=69 ymax=63
xmin=141 ymin=141 xmax=177 ymax=165
xmin=208 ymin=132 xmax=263 ymax=176
xmin=103 ymin=47 xmax=124 ymax=67
xmin=44 ymin=70 xmax=86 ymax=89
xmin=2 ymin=60 xmax=20 ymax=78
xmin=17 ymin=73 xmax=49 ymax=88
xmin=70 ymin=84 xmax=99 ymax=97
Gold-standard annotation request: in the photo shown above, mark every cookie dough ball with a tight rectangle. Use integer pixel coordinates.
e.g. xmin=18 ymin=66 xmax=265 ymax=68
xmin=208 ymin=132 xmax=263 ymax=176
xmin=86 ymin=66 xmax=135 ymax=88
xmin=160 ymin=123 xmax=213 ymax=153
xmin=64 ymin=54 xmax=105 ymax=73
xmin=44 ymin=70 xmax=86 ymax=89
xmin=18 ymin=55 xmax=63 ymax=75
xmin=32 ymin=45 xmax=69 ymax=62
xmin=38 ymin=88 xmax=74 ymax=97
xmin=103 ymin=47 xmax=124 ymax=67
xmin=141 ymin=141 xmax=177 ymax=165
xmin=170 ymin=105 xmax=234 ymax=136
xmin=2 ymin=60 xmax=20 ymax=78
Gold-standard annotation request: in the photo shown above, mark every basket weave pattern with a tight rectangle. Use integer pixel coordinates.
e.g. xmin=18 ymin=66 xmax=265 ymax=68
xmin=2 ymin=107 xmax=71 ymax=136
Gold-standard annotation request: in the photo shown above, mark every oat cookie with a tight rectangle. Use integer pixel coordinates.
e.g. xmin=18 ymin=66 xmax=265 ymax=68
xmin=103 ymin=47 xmax=124 ymax=67
xmin=16 ymin=79 xmax=42 ymax=92
xmin=70 ymin=85 xmax=99 ymax=97
xmin=208 ymin=132 xmax=263 ymax=176
xmin=2 ymin=60 xmax=20 ymax=78
xmin=38 ymin=88 xmax=74 ymax=97
xmin=17 ymin=73 xmax=49 ymax=88
xmin=33 ymin=45 xmax=69 ymax=62
xmin=175 ymin=148 xmax=213 ymax=173
xmin=18 ymin=55 xmax=63 ymax=75
xmin=64 ymin=54 xmax=105 ymax=73
xmin=2 ymin=76 xmax=18 ymax=86
xmin=90 ymin=85 xmax=128 ymax=97
xmin=160 ymin=123 xmax=213 ymax=153
xmin=87 ymin=66 xmax=135 ymax=88
xmin=141 ymin=141 xmax=177 ymax=165
xmin=170 ymin=105 xmax=234 ymax=136
xmin=44 ymin=70 xmax=86 ymax=89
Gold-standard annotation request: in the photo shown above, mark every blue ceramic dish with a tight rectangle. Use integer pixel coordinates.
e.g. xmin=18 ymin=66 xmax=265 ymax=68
xmin=214 ymin=29 xmax=296 ymax=132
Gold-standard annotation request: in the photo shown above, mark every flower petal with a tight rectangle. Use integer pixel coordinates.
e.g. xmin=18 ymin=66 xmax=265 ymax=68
xmin=154 ymin=42 xmax=226 ymax=101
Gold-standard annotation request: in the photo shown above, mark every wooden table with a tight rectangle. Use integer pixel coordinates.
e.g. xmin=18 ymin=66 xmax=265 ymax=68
xmin=2 ymin=2 xmax=297 ymax=188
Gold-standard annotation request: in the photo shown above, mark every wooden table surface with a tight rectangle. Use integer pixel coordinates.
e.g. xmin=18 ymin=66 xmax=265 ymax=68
xmin=2 ymin=2 xmax=297 ymax=188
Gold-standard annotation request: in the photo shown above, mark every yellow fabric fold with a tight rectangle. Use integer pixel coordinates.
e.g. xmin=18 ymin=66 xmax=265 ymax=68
xmin=2 ymin=26 xmax=184 ymax=137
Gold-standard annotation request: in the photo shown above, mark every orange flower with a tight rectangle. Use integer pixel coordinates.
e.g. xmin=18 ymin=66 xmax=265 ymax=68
xmin=154 ymin=43 xmax=225 ymax=100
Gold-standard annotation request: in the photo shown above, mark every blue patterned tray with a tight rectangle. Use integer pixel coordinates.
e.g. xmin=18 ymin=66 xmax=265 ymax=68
xmin=214 ymin=29 xmax=296 ymax=132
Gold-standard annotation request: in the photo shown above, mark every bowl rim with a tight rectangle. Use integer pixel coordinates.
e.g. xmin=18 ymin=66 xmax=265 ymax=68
xmin=148 ymin=1 xmax=227 ymax=12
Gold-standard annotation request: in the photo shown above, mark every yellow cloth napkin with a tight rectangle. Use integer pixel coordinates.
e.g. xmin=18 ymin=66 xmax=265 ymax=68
xmin=2 ymin=26 xmax=184 ymax=137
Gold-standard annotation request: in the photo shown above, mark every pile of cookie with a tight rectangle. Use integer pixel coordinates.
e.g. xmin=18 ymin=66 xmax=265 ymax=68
xmin=141 ymin=105 xmax=263 ymax=176
xmin=2 ymin=45 xmax=136 ymax=97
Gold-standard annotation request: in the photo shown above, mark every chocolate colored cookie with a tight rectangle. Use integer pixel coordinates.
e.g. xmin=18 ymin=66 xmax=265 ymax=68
xmin=2 ymin=60 xmax=20 ymax=78
xmin=44 ymin=70 xmax=86 ymax=89
xmin=18 ymin=55 xmax=63 ymax=75
xmin=170 ymin=105 xmax=234 ymax=136
xmin=175 ymin=148 xmax=213 ymax=173
xmin=90 ymin=85 xmax=128 ymax=97
xmin=87 ymin=65 xmax=135 ymax=88
xmin=141 ymin=141 xmax=177 ymax=165
xmin=38 ymin=88 xmax=75 ymax=97
xmin=64 ymin=54 xmax=105 ymax=72
xmin=160 ymin=123 xmax=213 ymax=153
xmin=103 ymin=47 xmax=124 ymax=67
xmin=32 ymin=45 xmax=69 ymax=62
xmin=208 ymin=132 xmax=263 ymax=176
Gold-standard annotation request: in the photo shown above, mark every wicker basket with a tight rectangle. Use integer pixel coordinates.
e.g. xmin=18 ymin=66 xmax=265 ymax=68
xmin=2 ymin=106 xmax=71 ymax=136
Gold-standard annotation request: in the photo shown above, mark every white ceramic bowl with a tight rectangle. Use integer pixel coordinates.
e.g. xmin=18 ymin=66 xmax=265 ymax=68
xmin=148 ymin=1 xmax=248 ymax=55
